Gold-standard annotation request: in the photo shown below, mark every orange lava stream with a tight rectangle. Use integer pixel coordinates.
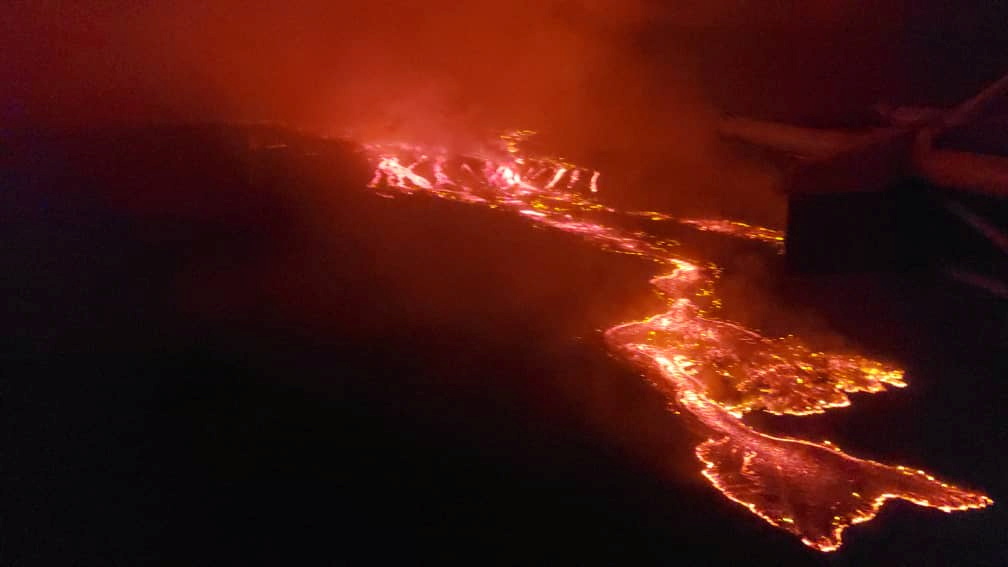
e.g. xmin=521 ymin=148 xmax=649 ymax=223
xmin=678 ymin=218 xmax=786 ymax=248
xmin=363 ymin=133 xmax=992 ymax=552
xmin=628 ymin=213 xmax=786 ymax=248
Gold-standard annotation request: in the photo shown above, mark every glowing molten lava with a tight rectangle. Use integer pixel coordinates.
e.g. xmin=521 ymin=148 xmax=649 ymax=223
xmin=363 ymin=132 xmax=992 ymax=552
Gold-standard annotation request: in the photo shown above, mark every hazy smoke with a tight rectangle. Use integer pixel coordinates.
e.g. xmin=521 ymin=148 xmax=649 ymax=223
xmin=2 ymin=2 xmax=646 ymax=130
xmin=4 ymin=2 xmax=1006 ymax=223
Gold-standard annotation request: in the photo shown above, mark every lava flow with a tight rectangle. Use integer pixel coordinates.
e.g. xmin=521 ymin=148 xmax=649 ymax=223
xmin=362 ymin=132 xmax=992 ymax=552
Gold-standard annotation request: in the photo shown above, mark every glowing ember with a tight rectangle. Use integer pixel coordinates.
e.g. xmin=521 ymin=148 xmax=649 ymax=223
xmin=362 ymin=131 xmax=992 ymax=552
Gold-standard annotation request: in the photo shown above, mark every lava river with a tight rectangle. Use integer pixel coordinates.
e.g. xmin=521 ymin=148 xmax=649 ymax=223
xmin=362 ymin=132 xmax=992 ymax=552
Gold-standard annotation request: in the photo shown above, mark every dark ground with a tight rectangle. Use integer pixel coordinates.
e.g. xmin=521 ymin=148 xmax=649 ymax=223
xmin=2 ymin=125 xmax=1006 ymax=565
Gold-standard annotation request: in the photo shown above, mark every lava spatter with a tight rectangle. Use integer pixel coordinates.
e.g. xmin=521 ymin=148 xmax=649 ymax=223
xmin=362 ymin=131 xmax=992 ymax=551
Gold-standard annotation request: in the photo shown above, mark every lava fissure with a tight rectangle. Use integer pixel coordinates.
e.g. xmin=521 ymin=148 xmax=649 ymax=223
xmin=362 ymin=132 xmax=992 ymax=552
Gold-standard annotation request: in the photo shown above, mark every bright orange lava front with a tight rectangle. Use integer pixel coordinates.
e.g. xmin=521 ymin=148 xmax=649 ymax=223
xmin=362 ymin=132 xmax=992 ymax=552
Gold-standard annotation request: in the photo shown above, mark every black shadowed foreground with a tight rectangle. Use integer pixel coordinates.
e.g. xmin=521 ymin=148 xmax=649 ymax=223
xmin=3 ymin=125 xmax=1006 ymax=565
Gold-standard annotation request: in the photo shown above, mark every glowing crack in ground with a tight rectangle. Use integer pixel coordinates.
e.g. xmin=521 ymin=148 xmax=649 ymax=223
xmin=361 ymin=132 xmax=992 ymax=552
